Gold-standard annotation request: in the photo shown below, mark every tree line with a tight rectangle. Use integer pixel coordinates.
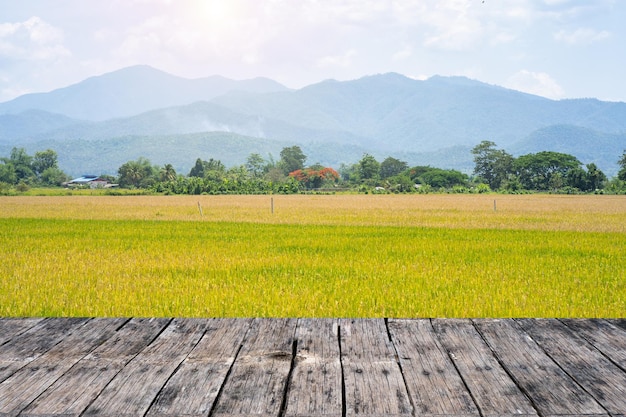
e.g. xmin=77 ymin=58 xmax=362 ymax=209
xmin=2 ymin=144 xmax=626 ymax=195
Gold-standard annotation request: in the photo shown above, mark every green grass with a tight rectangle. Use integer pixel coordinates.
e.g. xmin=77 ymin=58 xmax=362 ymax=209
xmin=2 ymin=216 xmax=624 ymax=317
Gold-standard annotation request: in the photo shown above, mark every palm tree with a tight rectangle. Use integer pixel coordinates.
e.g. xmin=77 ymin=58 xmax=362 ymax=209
xmin=160 ymin=164 xmax=177 ymax=182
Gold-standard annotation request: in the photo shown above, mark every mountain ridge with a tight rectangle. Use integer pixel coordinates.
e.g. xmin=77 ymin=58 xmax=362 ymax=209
xmin=1 ymin=66 xmax=625 ymax=177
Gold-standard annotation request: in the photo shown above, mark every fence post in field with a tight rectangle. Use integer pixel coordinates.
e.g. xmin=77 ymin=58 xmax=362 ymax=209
xmin=271 ymin=197 xmax=274 ymax=214
xmin=198 ymin=201 xmax=204 ymax=217
xmin=494 ymin=199 xmax=497 ymax=211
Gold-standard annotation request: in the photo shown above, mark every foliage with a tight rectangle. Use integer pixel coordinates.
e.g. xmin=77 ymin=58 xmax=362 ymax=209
xmin=117 ymin=157 xmax=158 ymax=188
xmin=380 ymin=157 xmax=408 ymax=179
xmin=289 ymin=167 xmax=339 ymax=189
xmin=358 ymin=154 xmax=380 ymax=182
xmin=278 ymin=146 xmax=307 ymax=175
xmin=245 ymin=153 xmax=266 ymax=178
xmin=0 ymin=147 xmax=68 ymax=187
xmin=618 ymin=150 xmax=626 ymax=181
xmin=514 ymin=151 xmax=582 ymax=191
xmin=417 ymin=168 xmax=468 ymax=188
xmin=471 ymin=141 xmax=514 ymax=190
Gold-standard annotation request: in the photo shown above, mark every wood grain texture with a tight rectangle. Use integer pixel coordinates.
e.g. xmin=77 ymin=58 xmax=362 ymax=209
xmin=518 ymin=318 xmax=626 ymax=416
xmin=286 ymin=319 xmax=342 ymax=417
xmin=432 ymin=319 xmax=538 ymax=417
xmin=0 ymin=319 xmax=43 ymax=346
xmin=20 ymin=318 xmax=169 ymax=417
xmin=388 ymin=319 xmax=479 ymax=416
xmin=474 ymin=319 xmax=607 ymax=417
xmin=147 ymin=318 xmax=253 ymax=417
xmin=0 ymin=318 xmax=624 ymax=417
xmin=82 ymin=318 xmax=208 ymax=417
xmin=212 ymin=318 xmax=297 ymax=417
xmin=0 ymin=318 xmax=125 ymax=417
xmin=340 ymin=319 xmax=411 ymax=416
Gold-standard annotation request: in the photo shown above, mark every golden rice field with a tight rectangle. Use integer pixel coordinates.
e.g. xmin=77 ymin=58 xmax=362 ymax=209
xmin=1 ymin=194 xmax=625 ymax=317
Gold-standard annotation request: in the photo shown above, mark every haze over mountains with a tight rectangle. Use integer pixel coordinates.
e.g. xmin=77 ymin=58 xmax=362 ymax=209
xmin=1 ymin=65 xmax=625 ymax=177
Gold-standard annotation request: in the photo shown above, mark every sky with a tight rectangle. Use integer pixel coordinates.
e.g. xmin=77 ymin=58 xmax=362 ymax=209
xmin=1 ymin=0 xmax=624 ymax=103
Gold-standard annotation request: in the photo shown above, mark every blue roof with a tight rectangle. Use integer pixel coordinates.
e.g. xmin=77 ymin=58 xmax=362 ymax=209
xmin=69 ymin=175 xmax=102 ymax=183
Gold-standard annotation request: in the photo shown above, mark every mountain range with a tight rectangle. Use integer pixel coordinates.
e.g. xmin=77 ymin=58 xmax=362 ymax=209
xmin=1 ymin=65 xmax=625 ymax=177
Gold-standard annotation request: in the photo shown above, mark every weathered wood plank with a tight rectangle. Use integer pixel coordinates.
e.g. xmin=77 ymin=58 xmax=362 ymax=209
xmin=340 ymin=319 xmax=411 ymax=417
xmin=561 ymin=319 xmax=626 ymax=369
xmin=19 ymin=318 xmax=169 ymax=417
xmin=0 ymin=318 xmax=43 ymax=346
xmin=474 ymin=319 xmax=607 ymax=417
xmin=388 ymin=319 xmax=479 ymax=417
xmin=285 ymin=318 xmax=342 ymax=417
xmin=0 ymin=318 xmax=89 ymax=384
xmin=518 ymin=318 xmax=626 ymax=417
xmin=82 ymin=318 xmax=209 ymax=417
xmin=146 ymin=318 xmax=253 ymax=417
xmin=212 ymin=318 xmax=297 ymax=417
xmin=0 ymin=318 xmax=125 ymax=417
xmin=432 ymin=319 xmax=537 ymax=417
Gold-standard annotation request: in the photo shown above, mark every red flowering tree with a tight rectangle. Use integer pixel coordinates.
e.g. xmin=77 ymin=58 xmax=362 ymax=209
xmin=289 ymin=167 xmax=339 ymax=189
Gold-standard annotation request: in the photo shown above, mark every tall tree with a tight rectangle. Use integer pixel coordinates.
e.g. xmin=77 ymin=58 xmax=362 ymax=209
xmin=118 ymin=157 xmax=157 ymax=188
xmin=8 ymin=147 xmax=34 ymax=182
xmin=358 ymin=154 xmax=380 ymax=181
xmin=279 ymin=146 xmax=306 ymax=175
xmin=32 ymin=149 xmax=58 ymax=176
xmin=189 ymin=158 xmax=205 ymax=178
xmin=618 ymin=150 xmax=626 ymax=181
xmin=585 ymin=163 xmax=606 ymax=190
xmin=471 ymin=141 xmax=514 ymax=190
xmin=245 ymin=153 xmax=266 ymax=178
xmin=379 ymin=156 xmax=408 ymax=179
xmin=515 ymin=151 xmax=581 ymax=191
xmin=160 ymin=164 xmax=177 ymax=182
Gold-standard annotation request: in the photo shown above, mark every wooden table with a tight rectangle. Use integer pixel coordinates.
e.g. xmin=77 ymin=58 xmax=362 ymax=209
xmin=1 ymin=318 xmax=625 ymax=417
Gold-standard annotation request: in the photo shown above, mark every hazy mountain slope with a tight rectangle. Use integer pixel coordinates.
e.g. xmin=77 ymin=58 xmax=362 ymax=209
xmin=0 ymin=65 xmax=289 ymax=121
xmin=4 ymin=132 xmax=287 ymax=177
xmin=213 ymin=73 xmax=626 ymax=152
xmin=0 ymin=110 xmax=80 ymax=143
xmin=2 ymin=67 xmax=625 ymax=176
xmin=511 ymin=125 xmax=626 ymax=177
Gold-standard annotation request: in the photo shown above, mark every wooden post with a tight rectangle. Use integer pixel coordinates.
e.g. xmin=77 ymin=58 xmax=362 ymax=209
xmin=493 ymin=199 xmax=497 ymax=211
xmin=271 ymin=197 xmax=274 ymax=214
xmin=198 ymin=201 xmax=204 ymax=217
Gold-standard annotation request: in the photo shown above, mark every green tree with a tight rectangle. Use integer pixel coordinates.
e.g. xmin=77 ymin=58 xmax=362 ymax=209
xmin=40 ymin=167 xmax=68 ymax=186
xmin=279 ymin=146 xmax=307 ymax=175
xmin=585 ymin=163 xmax=606 ymax=190
xmin=8 ymin=147 xmax=34 ymax=183
xmin=118 ymin=157 xmax=157 ymax=188
xmin=32 ymin=149 xmax=58 ymax=176
xmin=358 ymin=154 xmax=380 ymax=181
xmin=380 ymin=157 xmax=408 ymax=179
xmin=471 ymin=141 xmax=514 ymax=190
xmin=160 ymin=164 xmax=177 ymax=182
xmin=515 ymin=151 xmax=581 ymax=191
xmin=189 ymin=158 xmax=205 ymax=178
xmin=618 ymin=150 xmax=626 ymax=181
xmin=246 ymin=153 xmax=266 ymax=178
xmin=0 ymin=162 xmax=17 ymax=185
xmin=418 ymin=168 xmax=468 ymax=189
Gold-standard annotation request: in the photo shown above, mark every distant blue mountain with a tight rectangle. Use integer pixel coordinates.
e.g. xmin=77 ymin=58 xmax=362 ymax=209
xmin=0 ymin=65 xmax=289 ymax=121
xmin=1 ymin=67 xmax=625 ymax=176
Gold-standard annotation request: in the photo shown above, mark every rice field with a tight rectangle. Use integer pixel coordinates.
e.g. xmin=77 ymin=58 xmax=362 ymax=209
xmin=1 ymin=194 xmax=625 ymax=317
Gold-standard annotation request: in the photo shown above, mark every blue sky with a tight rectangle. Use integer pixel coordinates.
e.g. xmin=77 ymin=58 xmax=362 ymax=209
xmin=0 ymin=0 xmax=624 ymax=102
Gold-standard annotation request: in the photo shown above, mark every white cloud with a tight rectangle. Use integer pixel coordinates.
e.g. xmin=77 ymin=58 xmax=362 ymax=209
xmin=392 ymin=45 xmax=412 ymax=61
xmin=554 ymin=28 xmax=610 ymax=45
xmin=0 ymin=17 xmax=70 ymax=61
xmin=505 ymin=70 xmax=564 ymax=99
xmin=316 ymin=49 xmax=357 ymax=69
